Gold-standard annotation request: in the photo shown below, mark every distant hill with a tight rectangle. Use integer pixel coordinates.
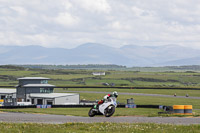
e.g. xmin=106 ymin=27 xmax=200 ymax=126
xmin=0 ymin=43 xmax=200 ymax=67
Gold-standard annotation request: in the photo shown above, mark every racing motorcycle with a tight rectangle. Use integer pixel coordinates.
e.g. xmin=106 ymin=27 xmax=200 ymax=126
xmin=88 ymin=97 xmax=117 ymax=117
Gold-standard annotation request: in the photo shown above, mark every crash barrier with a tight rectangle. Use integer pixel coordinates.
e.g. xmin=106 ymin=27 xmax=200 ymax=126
xmin=0 ymin=105 xmax=36 ymax=109
xmin=0 ymin=104 xmax=172 ymax=110
xmin=173 ymin=105 xmax=193 ymax=115
xmin=0 ymin=104 xmax=93 ymax=109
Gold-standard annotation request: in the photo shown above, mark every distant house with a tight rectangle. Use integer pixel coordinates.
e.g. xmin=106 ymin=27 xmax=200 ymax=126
xmin=92 ymin=72 xmax=106 ymax=76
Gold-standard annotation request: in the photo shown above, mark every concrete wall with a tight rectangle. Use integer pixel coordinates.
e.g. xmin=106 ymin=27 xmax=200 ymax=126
xmin=55 ymin=94 xmax=80 ymax=104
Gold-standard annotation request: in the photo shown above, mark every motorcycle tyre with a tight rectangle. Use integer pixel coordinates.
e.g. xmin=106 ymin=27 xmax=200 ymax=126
xmin=88 ymin=108 xmax=96 ymax=117
xmin=104 ymin=105 xmax=115 ymax=117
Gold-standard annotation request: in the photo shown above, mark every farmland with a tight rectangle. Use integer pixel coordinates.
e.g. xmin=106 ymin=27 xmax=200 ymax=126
xmin=1 ymin=65 xmax=200 ymax=88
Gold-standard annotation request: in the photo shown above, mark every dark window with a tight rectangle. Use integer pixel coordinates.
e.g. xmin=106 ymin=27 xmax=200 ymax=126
xmin=47 ymin=100 xmax=53 ymax=105
xmin=1 ymin=95 xmax=5 ymax=99
xmin=37 ymin=99 xmax=43 ymax=105
xmin=31 ymin=99 xmax=34 ymax=104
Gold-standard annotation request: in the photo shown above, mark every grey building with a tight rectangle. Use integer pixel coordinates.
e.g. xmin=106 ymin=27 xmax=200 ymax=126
xmin=16 ymin=77 xmax=55 ymax=103
xmin=15 ymin=77 xmax=79 ymax=105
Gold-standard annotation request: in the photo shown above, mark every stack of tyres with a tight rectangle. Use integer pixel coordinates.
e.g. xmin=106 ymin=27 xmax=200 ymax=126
xmin=173 ymin=105 xmax=184 ymax=115
xmin=173 ymin=105 xmax=193 ymax=115
xmin=184 ymin=105 xmax=193 ymax=115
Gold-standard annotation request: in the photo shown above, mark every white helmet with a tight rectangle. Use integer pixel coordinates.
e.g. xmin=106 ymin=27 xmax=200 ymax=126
xmin=113 ymin=91 xmax=118 ymax=98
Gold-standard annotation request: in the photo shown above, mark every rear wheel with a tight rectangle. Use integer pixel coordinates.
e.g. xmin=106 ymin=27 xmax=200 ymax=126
xmin=88 ymin=108 xmax=96 ymax=117
xmin=104 ymin=105 xmax=115 ymax=117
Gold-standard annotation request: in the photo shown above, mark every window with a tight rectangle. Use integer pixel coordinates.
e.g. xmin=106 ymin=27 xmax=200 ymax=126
xmin=40 ymin=88 xmax=53 ymax=93
xmin=41 ymin=80 xmax=48 ymax=84
xmin=1 ymin=95 xmax=5 ymax=99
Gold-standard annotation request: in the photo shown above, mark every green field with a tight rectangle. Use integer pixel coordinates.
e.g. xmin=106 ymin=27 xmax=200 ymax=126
xmin=0 ymin=122 xmax=200 ymax=133
xmin=1 ymin=65 xmax=200 ymax=88
xmin=55 ymin=88 xmax=200 ymax=97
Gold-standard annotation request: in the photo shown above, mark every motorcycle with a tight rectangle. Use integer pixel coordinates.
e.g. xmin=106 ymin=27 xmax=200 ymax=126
xmin=88 ymin=97 xmax=117 ymax=117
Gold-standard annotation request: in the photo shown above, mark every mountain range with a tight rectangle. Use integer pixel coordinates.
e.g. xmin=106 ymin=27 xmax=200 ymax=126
xmin=0 ymin=43 xmax=200 ymax=67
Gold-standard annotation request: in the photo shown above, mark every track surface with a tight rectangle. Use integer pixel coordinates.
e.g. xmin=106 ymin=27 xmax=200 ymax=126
xmin=64 ymin=91 xmax=200 ymax=99
xmin=0 ymin=112 xmax=200 ymax=125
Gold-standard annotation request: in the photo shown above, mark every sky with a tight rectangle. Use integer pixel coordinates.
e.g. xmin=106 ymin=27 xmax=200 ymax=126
xmin=0 ymin=0 xmax=200 ymax=49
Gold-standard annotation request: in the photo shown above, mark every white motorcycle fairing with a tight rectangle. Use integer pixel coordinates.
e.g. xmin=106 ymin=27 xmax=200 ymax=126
xmin=99 ymin=97 xmax=117 ymax=114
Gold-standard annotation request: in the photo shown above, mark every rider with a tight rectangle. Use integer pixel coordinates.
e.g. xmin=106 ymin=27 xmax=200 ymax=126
xmin=94 ymin=91 xmax=118 ymax=110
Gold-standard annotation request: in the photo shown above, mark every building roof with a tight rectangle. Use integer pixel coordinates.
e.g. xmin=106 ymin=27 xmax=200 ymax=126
xmin=22 ymin=84 xmax=55 ymax=87
xmin=0 ymin=89 xmax=16 ymax=94
xmin=30 ymin=93 xmax=79 ymax=98
xmin=18 ymin=77 xmax=50 ymax=80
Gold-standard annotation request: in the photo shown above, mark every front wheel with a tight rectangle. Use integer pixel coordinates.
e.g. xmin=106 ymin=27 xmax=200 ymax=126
xmin=88 ymin=108 xmax=96 ymax=117
xmin=104 ymin=105 xmax=115 ymax=117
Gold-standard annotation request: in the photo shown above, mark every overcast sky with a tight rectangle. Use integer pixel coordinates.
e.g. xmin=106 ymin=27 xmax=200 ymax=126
xmin=0 ymin=0 xmax=200 ymax=49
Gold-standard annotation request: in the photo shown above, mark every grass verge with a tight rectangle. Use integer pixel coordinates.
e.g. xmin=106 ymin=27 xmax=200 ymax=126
xmin=0 ymin=122 xmax=200 ymax=133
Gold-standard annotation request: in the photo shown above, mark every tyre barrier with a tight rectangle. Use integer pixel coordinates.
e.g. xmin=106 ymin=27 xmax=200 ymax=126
xmin=184 ymin=105 xmax=193 ymax=115
xmin=173 ymin=105 xmax=184 ymax=114
xmin=173 ymin=105 xmax=193 ymax=115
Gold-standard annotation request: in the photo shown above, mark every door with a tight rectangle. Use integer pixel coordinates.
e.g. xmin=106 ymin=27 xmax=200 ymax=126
xmin=47 ymin=100 xmax=53 ymax=105
xmin=37 ymin=99 xmax=43 ymax=105
xmin=31 ymin=99 xmax=34 ymax=104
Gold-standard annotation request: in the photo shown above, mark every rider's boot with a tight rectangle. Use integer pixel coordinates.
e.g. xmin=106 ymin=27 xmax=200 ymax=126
xmin=93 ymin=104 xmax=99 ymax=111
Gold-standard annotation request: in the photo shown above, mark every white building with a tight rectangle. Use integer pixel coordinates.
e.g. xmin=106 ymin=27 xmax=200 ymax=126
xmin=92 ymin=72 xmax=106 ymax=76
xmin=30 ymin=93 xmax=79 ymax=105
xmin=0 ymin=89 xmax=16 ymax=99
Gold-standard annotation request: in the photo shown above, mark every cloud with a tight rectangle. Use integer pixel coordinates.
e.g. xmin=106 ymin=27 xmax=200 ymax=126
xmin=55 ymin=12 xmax=79 ymax=27
xmin=73 ymin=0 xmax=111 ymax=14
xmin=0 ymin=0 xmax=200 ymax=49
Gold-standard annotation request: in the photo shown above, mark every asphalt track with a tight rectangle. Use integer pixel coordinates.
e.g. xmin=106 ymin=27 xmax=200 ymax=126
xmin=64 ymin=91 xmax=200 ymax=99
xmin=0 ymin=112 xmax=200 ymax=125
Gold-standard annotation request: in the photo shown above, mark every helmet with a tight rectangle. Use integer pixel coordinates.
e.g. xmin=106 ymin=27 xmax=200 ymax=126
xmin=113 ymin=91 xmax=118 ymax=98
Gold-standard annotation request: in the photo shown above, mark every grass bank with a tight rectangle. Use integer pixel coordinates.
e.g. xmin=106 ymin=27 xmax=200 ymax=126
xmin=0 ymin=122 xmax=200 ymax=133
